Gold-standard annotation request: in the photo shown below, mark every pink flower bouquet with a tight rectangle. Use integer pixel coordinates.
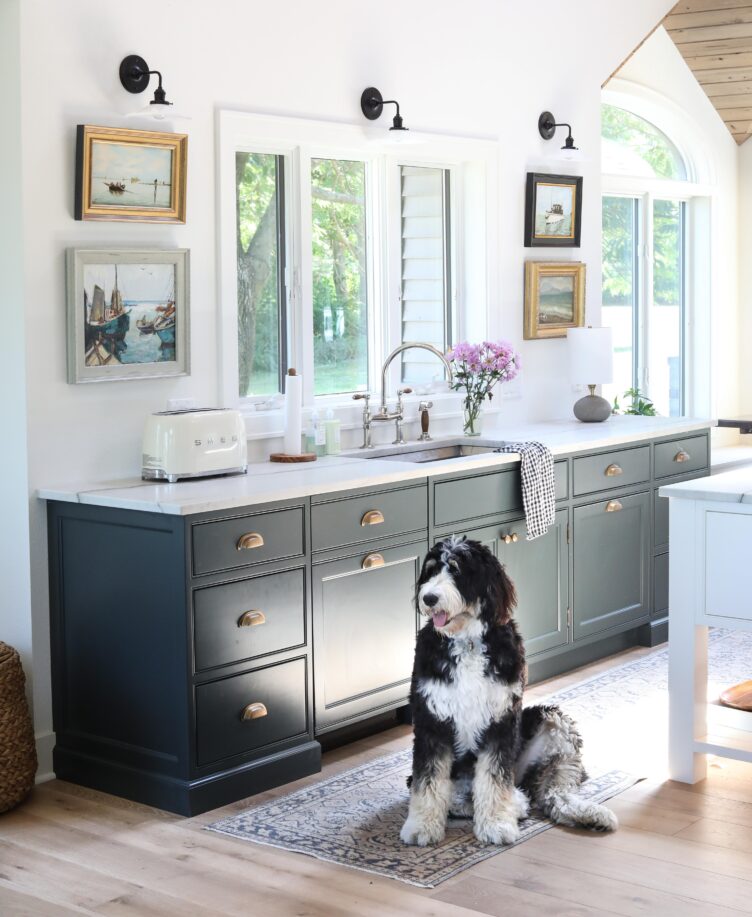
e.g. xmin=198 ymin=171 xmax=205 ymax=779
xmin=447 ymin=340 xmax=521 ymax=436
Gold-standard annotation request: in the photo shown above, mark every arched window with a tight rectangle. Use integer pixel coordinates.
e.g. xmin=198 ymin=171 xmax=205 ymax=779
xmin=601 ymin=104 xmax=689 ymax=417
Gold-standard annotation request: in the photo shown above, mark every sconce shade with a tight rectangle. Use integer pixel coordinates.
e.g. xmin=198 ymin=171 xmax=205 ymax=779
xmin=568 ymin=327 xmax=613 ymax=384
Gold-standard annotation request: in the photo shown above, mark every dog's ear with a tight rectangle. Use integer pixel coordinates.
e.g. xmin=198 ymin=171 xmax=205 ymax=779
xmin=480 ymin=552 xmax=517 ymax=626
xmin=415 ymin=546 xmax=440 ymax=610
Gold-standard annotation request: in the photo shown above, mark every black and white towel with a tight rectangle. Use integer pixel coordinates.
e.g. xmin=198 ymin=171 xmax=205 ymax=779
xmin=499 ymin=441 xmax=556 ymax=540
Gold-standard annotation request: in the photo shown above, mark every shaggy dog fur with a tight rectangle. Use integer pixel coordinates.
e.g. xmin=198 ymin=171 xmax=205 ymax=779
xmin=401 ymin=535 xmax=617 ymax=847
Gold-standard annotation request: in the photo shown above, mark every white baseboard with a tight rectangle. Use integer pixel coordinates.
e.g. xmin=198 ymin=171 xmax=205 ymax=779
xmin=35 ymin=730 xmax=55 ymax=783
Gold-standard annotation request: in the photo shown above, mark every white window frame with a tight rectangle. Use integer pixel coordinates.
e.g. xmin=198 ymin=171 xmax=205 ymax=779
xmin=602 ymin=81 xmax=716 ymax=418
xmin=217 ymin=110 xmax=499 ymax=437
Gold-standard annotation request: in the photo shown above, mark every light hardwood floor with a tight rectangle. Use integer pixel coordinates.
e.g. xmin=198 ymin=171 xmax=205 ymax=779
xmin=2 ymin=644 xmax=752 ymax=917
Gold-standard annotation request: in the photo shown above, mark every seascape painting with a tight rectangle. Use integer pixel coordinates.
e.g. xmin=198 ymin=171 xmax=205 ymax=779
xmin=82 ymin=263 xmax=177 ymax=367
xmin=67 ymin=249 xmax=190 ymax=383
xmin=90 ymin=142 xmax=174 ymax=209
xmin=538 ymin=274 xmax=575 ymax=324
xmin=75 ymin=126 xmax=187 ymax=223
xmin=534 ymin=183 xmax=575 ymax=239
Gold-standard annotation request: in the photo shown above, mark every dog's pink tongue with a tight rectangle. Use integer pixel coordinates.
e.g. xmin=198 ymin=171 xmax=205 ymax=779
xmin=432 ymin=610 xmax=448 ymax=628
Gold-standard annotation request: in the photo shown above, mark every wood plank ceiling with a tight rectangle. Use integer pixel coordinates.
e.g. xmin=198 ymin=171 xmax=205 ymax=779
xmin=663 ymin=1 xmax=752 ymax=144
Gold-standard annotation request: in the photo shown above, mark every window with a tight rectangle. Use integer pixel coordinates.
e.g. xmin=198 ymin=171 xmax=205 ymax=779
xmin=400 ymin=166 xmax=452 ymax=383
xmin=219 ymin=112 xmax=494 ymax=415
xmin=601 ymin=104 xmax=690 ymax=417
xmin=235 ymin=151 xmax=286 ymax=397
xmin=311 ymin=158 xmax=369 ymax=396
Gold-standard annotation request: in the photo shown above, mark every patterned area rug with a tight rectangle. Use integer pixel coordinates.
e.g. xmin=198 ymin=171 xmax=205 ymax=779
xmin=206 ymin=629 xmax=752 ymax=888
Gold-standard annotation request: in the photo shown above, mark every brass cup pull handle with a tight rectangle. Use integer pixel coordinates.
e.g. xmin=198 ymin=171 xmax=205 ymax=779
xmin=241 ymin=702 xmax=268 ymax=721
xmin=238 ymin=610 xmax=266 ymax=628
xmin=237 ymin=532 xmax=264 ymax=551
xmin=606 ymin=500 xmax=623 ymax=513
xmin=361 ymin=509 xmax=385 ymax=526
xmin=674 ymin=450 xmax=690 ymax=463
xmin=605 ymin=463 xmax=623 ymax=477
xmin=362 ymin=552 xmax=385 ymax=569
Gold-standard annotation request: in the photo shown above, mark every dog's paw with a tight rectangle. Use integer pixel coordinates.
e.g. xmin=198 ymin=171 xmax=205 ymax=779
xmin=473 ymin=818 xmax=521 ymax=846
xmin=584 ymin=803 xmax=618 ymax=832
xmin=511 ymin=787 xmax=530 ymax=821
xmin=400 ymin=817 xmax=446 ymax=846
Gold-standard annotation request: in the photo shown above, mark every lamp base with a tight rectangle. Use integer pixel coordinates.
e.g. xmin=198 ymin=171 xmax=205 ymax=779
xmin=573 ymin=392 xmax=611 ymax=423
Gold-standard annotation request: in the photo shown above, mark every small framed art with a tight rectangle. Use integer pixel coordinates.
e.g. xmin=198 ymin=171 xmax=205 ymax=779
xmin=524 ymin=172 xmax=582 ymax=247
xmin=66 ymin=248 xmax=190 ymax=383
xmin=524 ymin=261 xmax=585 ymax=340
xmin=75 ymin=125 xmax=187 ymax=223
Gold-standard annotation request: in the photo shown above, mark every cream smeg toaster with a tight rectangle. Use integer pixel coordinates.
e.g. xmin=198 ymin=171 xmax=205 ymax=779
xmin=142 ymin=408 xmax=247 ymax=483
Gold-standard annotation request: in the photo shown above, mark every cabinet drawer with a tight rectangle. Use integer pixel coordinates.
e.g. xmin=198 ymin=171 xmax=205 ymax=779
xmin=195 ymin=658 xmax=308 ymax=766
xmin=434 ymin=469 xmax=521 ymax=528
xmin=573 ymin=446 xmax=650 ymax=497
xmin=193 ymin=568 xmax=305 ymax=672
xmin=311 ymin=485 xmax=426 ymax=554
xmin=192 ymin=506 xmax=305 ymax=576
xmin=654 ymin=435 xmax=709 ymax=479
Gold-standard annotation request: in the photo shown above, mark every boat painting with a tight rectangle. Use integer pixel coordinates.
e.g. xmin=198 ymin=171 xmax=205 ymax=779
xmin=82 ymin=262 xmax=177 ymax=367
xmin=534 ymin=184 xmax=574 ymax=238
xmin=90 ymin=141 xmax=173 ymax=209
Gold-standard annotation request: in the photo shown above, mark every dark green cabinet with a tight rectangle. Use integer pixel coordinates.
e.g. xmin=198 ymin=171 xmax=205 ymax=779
xmin=312 ymin=539 xmax=426 ymax=732
xmin=572 ymin=491 xmax=650 ymax=640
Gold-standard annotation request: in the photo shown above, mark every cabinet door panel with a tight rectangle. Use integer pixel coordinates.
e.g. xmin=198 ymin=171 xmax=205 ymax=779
xmin=573 ymin=491 xmax=650 ymax=640
xmin=498 ymin=510 xmax=569 ymax=656
xmin=312 ymin=540 xmax=426 ymax=731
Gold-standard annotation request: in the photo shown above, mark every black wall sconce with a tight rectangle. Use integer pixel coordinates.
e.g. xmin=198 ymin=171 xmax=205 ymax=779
xmin=361 ymin=87 xmax=409 ymax=132
xmin=538 ymin=111 xmax=578 ymax=152
xmin=119 ymin=54 xmax=175 ymax=120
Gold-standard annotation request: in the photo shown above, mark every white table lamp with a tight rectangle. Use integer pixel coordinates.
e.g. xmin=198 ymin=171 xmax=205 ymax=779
xmin=568 ymin=327 xmax=613 ymax=423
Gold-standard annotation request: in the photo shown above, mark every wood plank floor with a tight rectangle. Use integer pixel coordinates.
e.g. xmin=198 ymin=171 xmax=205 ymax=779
xmin=2 ymin=645 xmax=752 ymax=916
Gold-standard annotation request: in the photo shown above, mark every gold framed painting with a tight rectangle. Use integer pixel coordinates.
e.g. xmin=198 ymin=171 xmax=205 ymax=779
xmin=524 ymin=261 xmax=585 ymax=339
xmin=75 ymin=125 xmax=187 ymax=223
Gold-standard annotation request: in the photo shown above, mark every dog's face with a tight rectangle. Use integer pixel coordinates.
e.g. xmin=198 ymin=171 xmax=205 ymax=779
xmin=416 ymin=536 xmax=516 ymax=636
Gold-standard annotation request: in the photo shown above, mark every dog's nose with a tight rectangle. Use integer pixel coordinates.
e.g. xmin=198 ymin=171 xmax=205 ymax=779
xmin=422 ymin=593 xmax=439 ymax=607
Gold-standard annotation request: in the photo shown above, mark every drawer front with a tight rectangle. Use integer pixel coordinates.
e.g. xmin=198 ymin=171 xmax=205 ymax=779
xmin=195 ymin=657 xmax=308 ymax=766
xmin=705 ymin=511 xmax=752 ymax=622
xmin=654 ymin=435 xmax=709 ymax=480
xmin=573 ymin=446 xmax=650 ymax=497
xmin=193 ymin=568 xmax=305 ymax=672
xmin=434 ymin=469 xmax=520 ymax=528
xmin=311 ymin=485 xmax=426 ymax=554
xmin=192 ymin=506 xmax=305 ymax=576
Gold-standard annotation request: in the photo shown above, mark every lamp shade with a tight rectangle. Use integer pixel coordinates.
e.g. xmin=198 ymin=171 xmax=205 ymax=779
xmin=568 ymin=327 xmax=613 ymax=384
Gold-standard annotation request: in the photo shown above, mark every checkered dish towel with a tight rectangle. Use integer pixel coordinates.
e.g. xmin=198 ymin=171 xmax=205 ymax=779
xmin=499 ymin=441 xmax=556 ymax=540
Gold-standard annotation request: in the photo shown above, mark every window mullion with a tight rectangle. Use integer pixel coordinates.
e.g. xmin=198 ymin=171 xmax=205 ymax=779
xmin=297 ymin=147 xmax=315 ymax=406
xmin=639 ymin=191 xmax=653 ymax=396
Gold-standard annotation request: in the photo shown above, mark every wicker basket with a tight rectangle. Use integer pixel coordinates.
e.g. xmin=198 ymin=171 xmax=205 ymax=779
xmin=0 ymin=641 xmax=37 ymax=813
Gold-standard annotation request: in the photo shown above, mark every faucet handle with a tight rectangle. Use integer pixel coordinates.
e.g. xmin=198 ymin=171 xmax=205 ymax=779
xmin=397 ymin=387 xmax=413 ymax=398
xmin=352 ymin=392 xmax=371 ymax=403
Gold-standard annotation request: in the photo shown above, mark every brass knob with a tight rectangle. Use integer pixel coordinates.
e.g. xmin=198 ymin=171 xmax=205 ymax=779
xmin=238 ymin=610 xmax=266 ymax=628
xmin=674 ymin=450 xmax=690 ymax=463
xmin=237 ymin=532 xmax=264 ymax=551
xmin=362 ymin=552 xmax=385 ymax=569
xmin=605 ymin=463 xmax=623 ymax=477
xmin=504 ymin=534 xmax=512 ymax=544
xmin=606 ymin=500 xmax=623 ymax=513
xmin=504 ymin=533 xmax=519 ymax=544
xmin=361 ymin=509 xmax=385 ymax=526
xmin=241 ymin=702 xmax=268 ymax=721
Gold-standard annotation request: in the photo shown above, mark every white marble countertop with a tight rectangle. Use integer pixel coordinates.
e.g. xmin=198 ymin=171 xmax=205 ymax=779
xmin=660 ymin=466 xmax=752 ymax=504
xmin=38 ymin=416 xmax=713 ymax=516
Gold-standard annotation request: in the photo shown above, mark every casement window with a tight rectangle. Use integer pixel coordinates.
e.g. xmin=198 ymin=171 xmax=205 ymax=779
xmin=601 ymin=103 xmax=695 ymax=418
xmin=218 ymin=112 xmax=496 ymax=418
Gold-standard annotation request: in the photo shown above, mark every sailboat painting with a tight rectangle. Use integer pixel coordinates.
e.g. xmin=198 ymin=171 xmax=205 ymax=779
xmin=524 ymin=173 xmax=583 ymax=248
xmin=67 ymin=249 xmax=190 ymax=383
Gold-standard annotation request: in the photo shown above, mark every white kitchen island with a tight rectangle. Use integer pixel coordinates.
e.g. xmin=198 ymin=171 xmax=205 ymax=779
xmin=661 ymin=469 xmax=752 ymax=783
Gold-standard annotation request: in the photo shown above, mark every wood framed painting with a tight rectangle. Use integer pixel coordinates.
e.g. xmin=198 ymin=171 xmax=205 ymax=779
xmin=524 ymin=172 xmax=582 ymax=247
xmin=524 ymin=261 xmax=585 ymax=340
xmin=75 ymin=125 xmax=187 ymax=222
xmin=66 ymin=249 xmax=190 ymax=383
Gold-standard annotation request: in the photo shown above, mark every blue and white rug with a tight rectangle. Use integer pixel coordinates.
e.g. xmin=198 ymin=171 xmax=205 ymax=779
xmin=206 ymin=630 xmax=752 ymax=888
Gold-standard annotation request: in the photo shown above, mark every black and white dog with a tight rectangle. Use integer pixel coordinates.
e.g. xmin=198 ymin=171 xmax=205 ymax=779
xmin=401 ymin=535 xmax=617 ymax=847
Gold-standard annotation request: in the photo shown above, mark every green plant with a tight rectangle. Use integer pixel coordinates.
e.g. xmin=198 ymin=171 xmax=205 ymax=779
xmin=612 ymin=387 xmax=658 ymax=416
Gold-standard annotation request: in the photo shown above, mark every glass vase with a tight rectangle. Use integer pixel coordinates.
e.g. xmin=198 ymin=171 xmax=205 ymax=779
xmin=463 ymin=401 xmax=483 ymax=437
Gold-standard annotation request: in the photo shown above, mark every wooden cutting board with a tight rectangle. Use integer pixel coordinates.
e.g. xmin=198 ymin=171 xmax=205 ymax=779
xmin=720 ymin=680 xmax=752 ymax=712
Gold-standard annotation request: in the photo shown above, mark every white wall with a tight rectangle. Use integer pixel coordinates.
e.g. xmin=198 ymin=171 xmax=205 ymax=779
xmin=12 ymin=0 xmax=676 ymax=773
xmin=615 ymin=27 xmax=740 ymax=435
